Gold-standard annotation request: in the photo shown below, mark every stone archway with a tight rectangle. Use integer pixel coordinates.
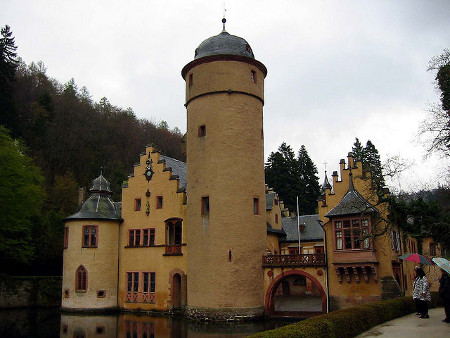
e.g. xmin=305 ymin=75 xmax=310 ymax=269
xmin=265 ymin=270 xmax=326 ymax=316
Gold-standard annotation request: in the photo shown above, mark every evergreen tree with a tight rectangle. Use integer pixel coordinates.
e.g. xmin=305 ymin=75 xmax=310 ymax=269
xmin=265 ymin=142 xmax=320 ymax=214
xmin=0 ymin=25 xmax=19 ymax=134
xmin=265 ymin=143 xmax=299 ymax=212
xmin=352 ymin=138 xmax=385 ymax=194
xmin=352 ymin=137 xmax=364 ymax=162
xmin=297 ymin=145 xmax=320 ymax=214
xmin=364 ymin=140 xmax=385 ymax=190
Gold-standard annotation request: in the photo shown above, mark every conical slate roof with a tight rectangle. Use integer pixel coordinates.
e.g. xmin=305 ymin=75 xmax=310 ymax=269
xmin=321 ymin=171 xmax=332 ymax=193
xmin=65 ymin=175 xmax=121 ymax=221
xmin=325 ymin=173 xmax=377 ymax=218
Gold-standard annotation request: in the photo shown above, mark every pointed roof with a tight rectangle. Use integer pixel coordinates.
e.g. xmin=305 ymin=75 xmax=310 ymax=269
xmin=325 ymin=172 xmax=378 ymax=218
xmin=65 ymin=175 xmax=121 ymax=221
xmin=89 ymin=174 xmax=112 ymax=194
xmin=321 ymin=171 xmax=332 ymax=193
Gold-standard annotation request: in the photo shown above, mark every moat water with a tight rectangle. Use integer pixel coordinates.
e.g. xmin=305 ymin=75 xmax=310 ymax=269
xmin=0 ymin=308 xmax=299 ymax=337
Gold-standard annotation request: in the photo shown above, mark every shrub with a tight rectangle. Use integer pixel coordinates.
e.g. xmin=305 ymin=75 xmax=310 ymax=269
xmin=249 ymin=296 xmax=425 ymax=338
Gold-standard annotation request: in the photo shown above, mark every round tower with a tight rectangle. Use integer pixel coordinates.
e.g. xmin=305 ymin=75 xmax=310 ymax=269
xmin=62 ymin=175 xmax=122 ymax=311
xmin=182 ymin=20 xmax=267 ymax=320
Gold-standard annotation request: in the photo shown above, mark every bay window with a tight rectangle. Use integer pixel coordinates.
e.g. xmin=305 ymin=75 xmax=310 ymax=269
xmin=334 ymin=217 xmax=371 ymax=250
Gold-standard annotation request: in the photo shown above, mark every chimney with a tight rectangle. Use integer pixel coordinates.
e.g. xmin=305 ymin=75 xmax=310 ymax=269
xmin=78 ymin=187 xmax=85 ymax=206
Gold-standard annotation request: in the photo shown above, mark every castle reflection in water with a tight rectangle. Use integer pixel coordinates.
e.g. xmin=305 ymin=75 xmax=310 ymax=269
xmin=60 ymin=312 xmax=282 ymax=338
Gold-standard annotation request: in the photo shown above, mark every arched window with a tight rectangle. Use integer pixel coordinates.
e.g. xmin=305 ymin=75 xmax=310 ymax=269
xmin=76 ymin=265 xmax=87 ymax=291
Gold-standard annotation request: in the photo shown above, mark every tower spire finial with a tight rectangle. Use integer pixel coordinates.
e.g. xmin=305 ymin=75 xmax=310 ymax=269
xmin=222 ymin=2 xmax=227 ymax=32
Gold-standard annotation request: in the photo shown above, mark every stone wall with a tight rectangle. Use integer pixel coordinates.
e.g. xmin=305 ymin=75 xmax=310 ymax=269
xmin=0 ymin=275 xmax=61 ymax=308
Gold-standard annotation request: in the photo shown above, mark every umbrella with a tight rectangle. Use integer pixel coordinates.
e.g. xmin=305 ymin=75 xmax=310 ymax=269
xmin=432 ymin=257 xmax=450 ymax=274
xmin=398 ymin=253 xmax=434 ymax=265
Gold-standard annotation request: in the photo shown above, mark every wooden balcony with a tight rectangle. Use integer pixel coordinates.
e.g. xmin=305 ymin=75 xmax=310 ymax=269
xmin=262 ymin=254 xmax=326 ymax=268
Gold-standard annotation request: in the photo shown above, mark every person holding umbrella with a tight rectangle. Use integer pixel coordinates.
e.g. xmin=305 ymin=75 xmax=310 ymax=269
xmin=433 ymin=257 xmax=450 ymax=323
xmin=413 ymin=267 xmax=431 ymax=319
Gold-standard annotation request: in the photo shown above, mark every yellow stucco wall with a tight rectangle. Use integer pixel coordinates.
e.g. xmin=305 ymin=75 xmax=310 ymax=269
xmin=184 ymin=58 xmax=266 ymax=316
xmin=184 ymin=60 xmax=265 ymax=104
xmin=118 ymin=147 xmax=187 ymax=311
xmin=62 ymin=219 xmax=120 ymax=310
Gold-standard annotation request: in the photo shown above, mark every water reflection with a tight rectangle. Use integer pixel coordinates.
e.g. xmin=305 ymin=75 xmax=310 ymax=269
xmin=61 ymin=313 xmax=277 ymax=338
xmin=0 ymin=308 xmax=298 ymax=337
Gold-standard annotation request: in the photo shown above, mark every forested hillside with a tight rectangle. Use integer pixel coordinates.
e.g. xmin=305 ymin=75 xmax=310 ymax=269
xmin=12 ymin=62 xmax=184 ymax=197
xmin=0 ymin=25 xmax=183 ymax=275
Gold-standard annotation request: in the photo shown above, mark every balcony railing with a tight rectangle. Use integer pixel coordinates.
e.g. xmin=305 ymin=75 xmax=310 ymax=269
xmin=164 ymin=244 xmax=182 ymax=255
xmin=262 ymin=254 xmax=326 ymax=268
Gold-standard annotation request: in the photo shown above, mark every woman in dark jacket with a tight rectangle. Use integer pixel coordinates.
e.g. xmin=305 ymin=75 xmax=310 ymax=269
xmin=438 ymin=269 xmax=450 ymax=323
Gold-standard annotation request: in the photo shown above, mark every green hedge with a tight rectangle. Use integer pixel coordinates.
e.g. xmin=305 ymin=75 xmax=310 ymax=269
xmin=249 ymin=293 xmax=442 ymax=338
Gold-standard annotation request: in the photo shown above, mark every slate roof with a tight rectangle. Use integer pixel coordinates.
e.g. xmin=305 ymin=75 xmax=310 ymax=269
xmin=66 ymin=175 xmax=122 ymax=221
xmin=90 ymin=174 xmax=112 ymax=194
xmin=321 ymin=172 xmax=332 ymax=193
xmin=281 ymin=214 xmax=323 ymax=243
xmin=194 ymin=31 xmax=255 ymax=60
xmin=160 ymin=155 xmax=187 ymax=190
xmin=266 ymin=192 xmax=275 ymax=211
xmin=267 ymin=222 xmax=286 ymax=236
xmin=325 ymin=173 xmax=377 ymax=218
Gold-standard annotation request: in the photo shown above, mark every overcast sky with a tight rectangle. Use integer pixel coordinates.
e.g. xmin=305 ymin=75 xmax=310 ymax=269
xmin=2 ymin=0 xmax=449 ymax=192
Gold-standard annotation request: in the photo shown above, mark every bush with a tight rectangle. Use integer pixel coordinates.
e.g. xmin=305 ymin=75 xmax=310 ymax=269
xmin=249 ymin=295 xmax=443 ymax=338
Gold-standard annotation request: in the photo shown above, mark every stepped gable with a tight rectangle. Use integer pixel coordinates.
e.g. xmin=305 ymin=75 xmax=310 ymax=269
xmin=123 ymin=147 xmax=187 ymax=192
xmin=281 ymin=214 xmax=323 ymax=242
xmin=65 ymin=175 xmax=122 ymax=221
xmin=325 ymin=172 xmax=378 ymax=218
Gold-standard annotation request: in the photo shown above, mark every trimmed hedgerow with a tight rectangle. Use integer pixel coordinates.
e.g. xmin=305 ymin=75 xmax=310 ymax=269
xmin=249 ymin=293 xmax=442 ymax=338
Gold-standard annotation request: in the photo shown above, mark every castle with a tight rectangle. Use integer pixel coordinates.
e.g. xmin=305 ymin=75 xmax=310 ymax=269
xmin=62 ymin=21 xmax=441 ymax=320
